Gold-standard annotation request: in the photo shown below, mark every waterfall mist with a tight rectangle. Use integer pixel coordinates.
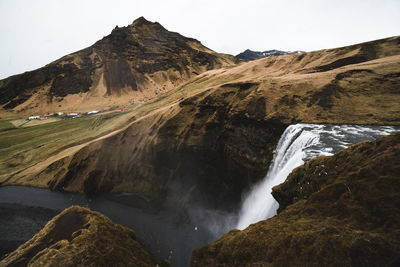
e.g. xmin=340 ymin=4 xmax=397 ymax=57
xmin=236 ymin=124 xmax=400 ymax=230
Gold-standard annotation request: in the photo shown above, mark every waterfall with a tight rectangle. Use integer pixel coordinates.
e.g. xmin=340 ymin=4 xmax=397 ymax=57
xmin=236 ymin=123 xmax=400 ymax=230
xmin=236 ymin=124 xmax=319 ymax=229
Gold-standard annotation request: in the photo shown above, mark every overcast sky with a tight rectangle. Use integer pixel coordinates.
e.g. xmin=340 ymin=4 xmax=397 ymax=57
xmin=0 ymin=0 xmax=399 ymax=79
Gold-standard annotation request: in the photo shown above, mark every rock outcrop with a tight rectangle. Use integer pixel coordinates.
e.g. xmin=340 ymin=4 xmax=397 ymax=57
xmin=191 ymin=132 xmax=400 ymax=266
xmin=0 ymin=206 xmax=156 ymax=267
xmin=0 ymin=204 xmax=58 ymax=259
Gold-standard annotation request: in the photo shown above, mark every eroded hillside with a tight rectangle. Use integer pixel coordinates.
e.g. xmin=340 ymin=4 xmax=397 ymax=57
xmin=1 ymin=36 xmax=399 ymax=212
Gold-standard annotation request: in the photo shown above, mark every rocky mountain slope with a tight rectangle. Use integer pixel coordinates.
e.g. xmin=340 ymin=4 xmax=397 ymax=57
xmin=191 ymin=132 xmax=400 ymax=266
xmin=0 ymin=206 xmax=158 ymax=267
xmin=236 ymin=49 xmax=304 ymax=61
xmin=0 ymin=17 xmax=236 ymax=117
xmin=1 ymin=36 xmax=399 ymax=212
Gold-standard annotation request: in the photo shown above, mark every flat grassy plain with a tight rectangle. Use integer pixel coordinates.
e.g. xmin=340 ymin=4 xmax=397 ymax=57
xmin=0 ymin=112 xmax=133 ymax=177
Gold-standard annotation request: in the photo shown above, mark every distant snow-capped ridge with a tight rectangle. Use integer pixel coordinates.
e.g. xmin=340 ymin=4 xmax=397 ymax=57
xmin=236 ymin=49 xmax=304 ymax=61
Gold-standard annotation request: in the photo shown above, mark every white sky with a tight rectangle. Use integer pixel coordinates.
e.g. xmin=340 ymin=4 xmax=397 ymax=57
xmin=0 ymin=0 xmax=399 ymax=79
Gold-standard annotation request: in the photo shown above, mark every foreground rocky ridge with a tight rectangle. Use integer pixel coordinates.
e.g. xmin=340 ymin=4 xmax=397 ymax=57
xmin=191 ymin=132 xmax=400 ymax=266
xmin=1 ymin=36 xmax=400 ymax=212
xmin=0 ymin=17 xmax=236 ymax=116
xmin=0 ymin=206 xmax=157 ymax=267
xmin=0 ymin=204 xmax=58 ymax=258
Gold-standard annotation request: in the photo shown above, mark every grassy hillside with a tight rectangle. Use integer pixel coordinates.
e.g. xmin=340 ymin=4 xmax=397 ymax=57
xmin=0 ymin=111 xmax=134 ymax=177
xmin=1 ymin=36 xmax=399 ymax=211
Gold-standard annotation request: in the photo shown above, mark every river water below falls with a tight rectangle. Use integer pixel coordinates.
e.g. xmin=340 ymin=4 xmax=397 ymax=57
xmin=236 ymin=124 xmax=400 ymax=230
xmin=0 ymin=187 xmax=213 ymax=267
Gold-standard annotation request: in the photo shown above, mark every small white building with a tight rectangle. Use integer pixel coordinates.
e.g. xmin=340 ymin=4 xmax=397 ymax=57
xmin=28 ymin=116 xmax=40 ymax=120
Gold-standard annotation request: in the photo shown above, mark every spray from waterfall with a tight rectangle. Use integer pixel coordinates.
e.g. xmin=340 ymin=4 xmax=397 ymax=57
xmin=236 ymin=124 xmax=319 ymax=229
xmin=235 ymin=123 xmax=400 ymax=230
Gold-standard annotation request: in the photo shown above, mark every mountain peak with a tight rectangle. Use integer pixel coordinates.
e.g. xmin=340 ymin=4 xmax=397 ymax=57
xmin=130 ymin=16 xmax=156 ymax=27
xmin=236 ymin=49 xmax=304 ymax=61
xmin=0 ymin=16 xmax=237 ymax=112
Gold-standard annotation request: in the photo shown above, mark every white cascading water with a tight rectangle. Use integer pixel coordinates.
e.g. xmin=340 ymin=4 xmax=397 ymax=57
xmin=236 ymin=124 xmax=319 ymax=229
xmin=236 ymin=123 xmax=400 ymax=230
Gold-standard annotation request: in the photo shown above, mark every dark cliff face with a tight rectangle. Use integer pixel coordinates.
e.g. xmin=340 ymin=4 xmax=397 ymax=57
xmin=0 ymin=17 xmax=237 ymax=111
xmin=191 ymin=133 xmax=400 ymax=267
xmin=45 ymin=82 xmax=287 ymax=211
xmin=0 ymin=206 xmax=156 ymax=267
xmin=149 ymin=83 xmax=287 ymax=210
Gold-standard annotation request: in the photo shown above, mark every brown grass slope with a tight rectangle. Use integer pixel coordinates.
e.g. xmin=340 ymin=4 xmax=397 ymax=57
xmin=213 ymin=35 xmax=400 ymax=125
xmin=1 ymin=36 xmax=400 ymax=211
xmin=0 ymin=206 xmax=155 ymax=267
xmin=0 ymin=17 xmax=237 ymax=117
xmin=191 ymin=132 xmax=400 ymax=267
